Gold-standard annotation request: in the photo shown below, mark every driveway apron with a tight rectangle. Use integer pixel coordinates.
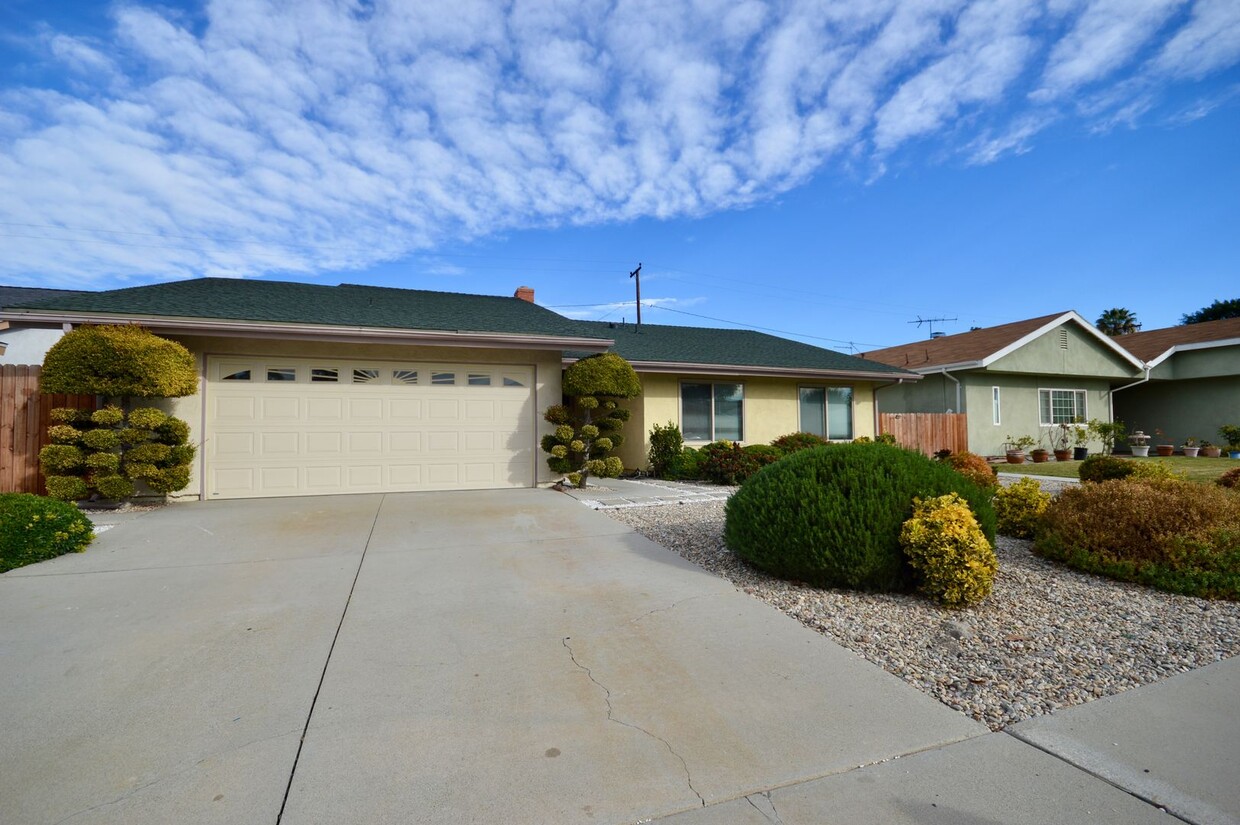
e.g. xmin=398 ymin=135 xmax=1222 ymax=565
xmin=2 ymin=489 xmax=984 ymax=825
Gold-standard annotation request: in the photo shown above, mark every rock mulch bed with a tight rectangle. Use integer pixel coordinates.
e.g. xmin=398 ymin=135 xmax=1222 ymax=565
xmin=606 ymin=495 xmax=1240 ymax=731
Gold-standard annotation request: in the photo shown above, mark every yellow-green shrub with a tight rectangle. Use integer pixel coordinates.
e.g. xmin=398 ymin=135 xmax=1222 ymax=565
xmin=900 ymin=493 xmax=998 ymax=608
xmin=943 ymin=451 xmax=999 ymax=490
xmin=39 ymin=444 xmax=83 ymax=474
xmin=40 ymin=324 xmax=197 ymax=398
xmin=994 ymin=478 xmax=1052 ymax=538
xmin=0 ymin=493 xmax=93 ymax=572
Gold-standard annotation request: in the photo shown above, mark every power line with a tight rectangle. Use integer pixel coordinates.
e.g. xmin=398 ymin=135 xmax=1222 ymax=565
xmin=642 ymin=304 xmax=890 ymax=350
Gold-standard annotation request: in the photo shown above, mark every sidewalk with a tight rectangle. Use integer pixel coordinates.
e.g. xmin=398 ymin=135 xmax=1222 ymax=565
xmin=555 ymin=476 xmax=734 ymax=509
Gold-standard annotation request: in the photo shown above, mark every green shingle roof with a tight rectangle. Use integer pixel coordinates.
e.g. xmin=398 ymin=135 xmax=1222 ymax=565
xmin=569 ymin=320 xmax=913 ymax=376
xmin=7 ymin=278 xmax=605 ymax=340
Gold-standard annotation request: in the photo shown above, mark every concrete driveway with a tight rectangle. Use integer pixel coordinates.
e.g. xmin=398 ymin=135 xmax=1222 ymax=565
xmin=0 ymin=489 xmax=1206 ymax=824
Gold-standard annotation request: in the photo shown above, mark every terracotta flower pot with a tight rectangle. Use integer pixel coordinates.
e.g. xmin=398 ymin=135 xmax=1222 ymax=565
xmin=1155 ymin=445 xmax=1175 ymax=457
xmin=1005 ymin=451 xmax=1026 ymax=464
xmin=1030 ymin=449 xmax=1050 ymax=463
xmin=1202 ymin=447 xmax=1222 ymax=458
xmin=1053 ymin=449 xmax=1072 ymax=461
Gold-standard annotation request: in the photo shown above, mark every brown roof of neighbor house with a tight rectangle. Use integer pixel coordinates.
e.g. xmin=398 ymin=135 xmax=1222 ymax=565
xmin=862 ymin=312 xmax=1069 ymax=369
xmin=1114 ymin=317 xmax=1240 ymax=362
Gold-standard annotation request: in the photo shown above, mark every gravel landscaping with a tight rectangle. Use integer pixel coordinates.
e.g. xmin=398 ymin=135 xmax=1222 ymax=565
xmin=604 ymin=479 xmax=1240 ymax=731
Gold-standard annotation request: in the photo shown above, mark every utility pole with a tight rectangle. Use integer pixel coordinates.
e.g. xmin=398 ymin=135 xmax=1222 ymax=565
xmin=629 ymin=262 xmax=642 ymax=326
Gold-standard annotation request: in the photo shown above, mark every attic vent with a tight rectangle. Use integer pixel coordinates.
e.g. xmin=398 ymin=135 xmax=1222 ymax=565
xmin=1058 ymin=329 xmax=1069 ymax=350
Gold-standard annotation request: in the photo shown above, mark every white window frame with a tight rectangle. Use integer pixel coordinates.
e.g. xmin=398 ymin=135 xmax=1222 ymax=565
xmin=680 ymin=381 xmax=745 ymax=442
xmin=1038 ymin=388 xmax=1087 ymax=426
xmin=992 ymin=387 xmax=1001 ymax=426
xmin=798 ymin=385 xmax=855 ymax=441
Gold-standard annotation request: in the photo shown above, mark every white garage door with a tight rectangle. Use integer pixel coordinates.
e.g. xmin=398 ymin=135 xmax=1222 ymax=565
xmin=205 ymin=356 xmax=536 ymax=499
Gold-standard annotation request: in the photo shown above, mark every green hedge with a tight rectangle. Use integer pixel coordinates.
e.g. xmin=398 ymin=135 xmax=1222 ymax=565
xmin=724 ymin=443 xmax=995 ymax=592
xmin=0 ymin=494 xmax=94 ymax=573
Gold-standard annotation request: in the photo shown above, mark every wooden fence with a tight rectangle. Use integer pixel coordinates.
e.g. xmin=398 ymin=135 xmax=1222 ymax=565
xmin=880 ymin=412 xmax=968 ymax=457
xmin=0 ymin=365 xmax=97 ymax=495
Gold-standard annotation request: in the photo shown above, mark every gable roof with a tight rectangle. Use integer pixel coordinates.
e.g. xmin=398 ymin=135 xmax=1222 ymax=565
xmin=568 ymin=320 xmax=918 ymax=380
xmin=2 ymin=278 xmax=612 ymax=349
xmin=863 ymin=311 xmax=1145 ymax=372
xmin=1114 ymin=317 xmax=1240 ymax=364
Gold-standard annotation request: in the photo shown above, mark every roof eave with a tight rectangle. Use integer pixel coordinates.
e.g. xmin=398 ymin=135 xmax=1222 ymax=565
xmin=563 ymin=356 xmax=921 ymax=381
xmin=1146 ymin=336 xmax=1240 ymax=368
xmin=0 ymin=309 xmax=614 ymax=352
xmin=978 ymin=311 xmax=1147 ymax=371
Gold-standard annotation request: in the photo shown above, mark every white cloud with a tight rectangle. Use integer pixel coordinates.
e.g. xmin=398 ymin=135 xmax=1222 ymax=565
xmin=0 ymin=0 xmax=1236 ymax=282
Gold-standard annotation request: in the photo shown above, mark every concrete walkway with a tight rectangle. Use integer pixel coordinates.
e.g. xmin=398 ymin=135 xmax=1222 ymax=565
xmin=557 ymin=475 xmax=735 ymax=508
xmin=1 ymin=489 xmax=1234 ymax=824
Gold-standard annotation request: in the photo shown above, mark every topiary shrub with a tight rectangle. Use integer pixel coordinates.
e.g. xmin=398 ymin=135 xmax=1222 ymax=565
xmin=93 ymin=475 xmax=136 ymax=501
xmin=39 ymin=444 xmax=83 ymax=474
xmin=647 ymin=422 xmax=684 ymax=478
xmin=542 ymin=354 xmax=641 ymax=488
xmin=900 ymin=493 xmax=998 ymax=608
xmin=40 ymin=325 xmax=197 ymax=398
xmin=44 ymin=476 xmax=88 ymax=502
xmin=47 ymin=424 xmax=83 ymax=444
xmin=1036 ymin=480 xmax=1240 ymax=599
xmin=993 ymin=477 xmax=1052 ymax=539
xmin=699 ymin=441 xmax=761 ymax=485
xmin=941 ymin=451 xmax=999 ymax=490
xmin=724 ymin=442 xmax=996 ymax=592
xmin=771 ymin=432 xmax=829 ymax=453
xmin=1218 ymin=467 xmax=1240 ymax=489
xmin=1079 ymin=455 xmax=1136 ymax=483
xmin=0 ymin=493 xmax=94 ymax=573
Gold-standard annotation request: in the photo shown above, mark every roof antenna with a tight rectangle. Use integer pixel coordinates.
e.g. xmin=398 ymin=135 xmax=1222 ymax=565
xmin=629 ymin=262 xmax=642 ymax=327
xmin=908 ymin=315 xmax=957 ymax=338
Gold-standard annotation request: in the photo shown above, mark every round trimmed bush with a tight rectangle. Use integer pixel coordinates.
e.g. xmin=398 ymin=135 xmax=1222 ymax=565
xmin=724 ymin=442 xmax=996 ymax=592
xmin=93 ymin=475 xmax=136 ymax=501
xmin=993 ymin=477 xmax=1052 ymax=538
xmin=90 ymin=406 xmax=125 ymax=427
xmin=39 ymin=444 xmax=83 ymax=473
xmin=40 ymin=324 xmax=197 ymax=398
xmin=1079 ymin=455 xmax=1135 ymax=482
xmin=942 ymin=451 xmax=999 ymax=490
xmin=0 ymin=493 xmax=93 ymax=572
xmin=771 ymin=432 xmax=829 ymax=453
xmin=81 ymin=428 xmax=121 ymax=451
xmin=45 ymin=476 xmax=88 ymax=502
xmin=85 ymin=452 xmax=121 ymax=473
xmin=900 ymin=493 xmax=998 ymax=608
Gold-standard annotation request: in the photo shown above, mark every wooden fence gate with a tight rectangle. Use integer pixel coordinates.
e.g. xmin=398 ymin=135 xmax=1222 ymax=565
xmin=879 ymin=413 xmax=968 ymax=457
xmin=0 ymin=365 xmax=97 ymax=495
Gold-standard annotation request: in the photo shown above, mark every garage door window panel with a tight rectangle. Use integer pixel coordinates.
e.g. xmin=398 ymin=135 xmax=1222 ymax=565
xmin=267 ymin=367 xmax=297 ymax=382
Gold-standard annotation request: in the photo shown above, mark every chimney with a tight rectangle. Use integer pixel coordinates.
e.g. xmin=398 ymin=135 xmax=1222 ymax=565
xmin=514 ymin=286 xmax=535 ymax=303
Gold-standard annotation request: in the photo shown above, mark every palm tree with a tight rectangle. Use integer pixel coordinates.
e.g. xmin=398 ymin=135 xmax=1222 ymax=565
xmin=1095 ymin=308 xmax=1140 ymax=337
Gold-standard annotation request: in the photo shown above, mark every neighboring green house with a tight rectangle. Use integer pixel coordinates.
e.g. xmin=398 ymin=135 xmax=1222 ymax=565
xmin=566 ymin=320 xmax=920 ymax=470
xmin=863 ymin=311 xmax=1146 ymax=456
xmin=1112 ymin=317 xmax=1240 ymax=449
xmin=1 ymin=278 xmax=919 ymax=498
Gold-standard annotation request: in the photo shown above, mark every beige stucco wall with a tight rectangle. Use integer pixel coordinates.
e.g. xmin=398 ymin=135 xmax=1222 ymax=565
xmin=617 ymin=372 xmax=877 ymax=470
xmin=163 ymin=335 xmax=565 ymax=499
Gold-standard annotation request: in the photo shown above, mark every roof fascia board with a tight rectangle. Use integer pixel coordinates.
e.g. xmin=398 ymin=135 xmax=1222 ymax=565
xmin=0 ymin=310 xmax=614 ymax=352
xmin=1146 ymin=336 xmax=1240 ymax=368
xmin=910 ymin=361 xmax=982 ymax=374
xmin=563 ymin=356 xmax=921 ymax=382
xmin=978 ymin=311 xmax=1146 ymax=370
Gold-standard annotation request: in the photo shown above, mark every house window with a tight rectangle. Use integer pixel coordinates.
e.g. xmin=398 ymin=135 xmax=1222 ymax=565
xmin=798 ymin=386 xmax=854 ymax=440
xmin=992 ymin=387 xmax=1001 ymax=426
xmin=682 ymin=382 xmax=744 ymax=441
xmin=1039 ymin=389 xmax=1086 ymax=425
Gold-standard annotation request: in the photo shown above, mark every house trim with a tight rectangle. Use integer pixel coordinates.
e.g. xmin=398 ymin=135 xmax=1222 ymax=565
xmin=1145 ymin=336 xmax=1240 ymax=369
xmin=562 ymin=356 xmax=919 ymax=383
xmin=982 ymin=311 xmax=1146 ymax=371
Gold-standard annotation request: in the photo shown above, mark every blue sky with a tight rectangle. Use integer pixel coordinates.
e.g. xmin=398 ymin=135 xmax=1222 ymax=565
xmin=1 ymin=0 xmax=1237 ymax=352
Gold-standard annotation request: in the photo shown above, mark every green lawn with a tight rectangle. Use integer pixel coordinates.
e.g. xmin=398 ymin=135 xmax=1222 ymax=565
xmin=999 ymin=455 xmax=1239 ymax=483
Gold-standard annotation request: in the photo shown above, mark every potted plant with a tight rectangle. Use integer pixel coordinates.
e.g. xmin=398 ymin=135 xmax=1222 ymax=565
xmin=1181 ymin=436 xmax=1200 ymax=458
xmin=1072 ymin=417 xmax=1090 ymax=460
xmin=1153 ymin=429 xmax=1175 ymax=457
xmin=1050 ymin=423 xmax=1074 ymax=461
xmin=1127 ymin=429 xmax=1151 ymax=457
xmin=1220 ymin=425 xmax=1240 ymax=459
xmin=1201 ymin=440 xmax=1222 ymax=458
xmin=1004 ymin=435 xmax=1036 ymax=464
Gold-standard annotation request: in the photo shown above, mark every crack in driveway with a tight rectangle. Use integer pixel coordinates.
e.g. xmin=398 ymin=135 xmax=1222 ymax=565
xmin=562 ymin=636 xmax=705 ymax=808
